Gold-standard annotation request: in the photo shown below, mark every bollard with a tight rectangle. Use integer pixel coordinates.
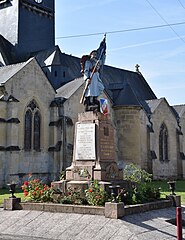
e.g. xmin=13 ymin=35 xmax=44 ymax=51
xmin=176 ymin=207 xmax=182 ymax=240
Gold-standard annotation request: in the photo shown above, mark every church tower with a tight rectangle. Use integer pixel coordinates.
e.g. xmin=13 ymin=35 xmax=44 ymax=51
xmin=0 ymin=0 xmax=55 ymax=60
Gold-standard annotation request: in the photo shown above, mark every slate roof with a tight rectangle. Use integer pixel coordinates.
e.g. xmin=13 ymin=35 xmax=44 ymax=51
xmin=0 ymin=39 xmax=158 ymax=109
xmin=112 ymin=83 xmax=141 ymax=106
xmin=145 ymin=99 xmax=163 ymax=114
xmin=172 ymin=104 xmax=185 ymax=118
xmin=0 ymin=35 xmax=16 ymax=65
xmin=56 ymin=77 xmax=84 ymax=99
xmin=34 ymin=47 xmax=157 ymax=109
xmin=0 ymin=60 xmax=30 ymax=84
xmin=35 ymin=46 xmax=82 ymax=78
xmin=145 ymin=98 xmax=179 ymax=121
xmin=34 ymin=46 xmax=63 ymax=67
xmin=52 ymin=52 xmax=157 ymax=110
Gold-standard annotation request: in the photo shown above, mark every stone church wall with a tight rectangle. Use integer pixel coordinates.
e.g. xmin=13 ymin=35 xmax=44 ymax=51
xmin=178 ymin=112 xmax=185 ymax=179
xmin=150 ymin=100 xmax=179 ymax=179
xmin=0 ymin=59 xmax=57 ymax=186
xmin=139 ymin=109 xmax=151 ymax=172
xmin=113 ymin=106 xmax=148 ymax=169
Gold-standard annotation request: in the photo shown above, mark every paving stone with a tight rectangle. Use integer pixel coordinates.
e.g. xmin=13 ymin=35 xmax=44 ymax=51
xmin=0 ymin=206 xmax=184 ymax=240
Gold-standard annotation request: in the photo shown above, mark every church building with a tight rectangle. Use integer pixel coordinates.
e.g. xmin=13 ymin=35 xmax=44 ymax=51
xmin=0 ymin=0 xmax=185 ymax=187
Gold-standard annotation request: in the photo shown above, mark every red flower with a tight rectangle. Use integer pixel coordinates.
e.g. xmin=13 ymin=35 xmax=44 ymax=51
xmin=33 ymin=191 xmax=37 ymax=196
xmin=95 ymin=195 xmax=101 ymax=199
xmin=24 ymin=190 xmax=28 ymax=197
xmin=89 ymin=189 xmax=93 ymax=193
xmin=35 ymin=187 xmax=39 ymax=191
xmin=24 ymin=181 xmax=29 ymax=186
xmin=40 ymin=190 xmax=43 ymax=195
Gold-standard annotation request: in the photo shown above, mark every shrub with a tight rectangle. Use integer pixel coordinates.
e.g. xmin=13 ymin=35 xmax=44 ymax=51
xmin=59 ymin=187 xmax=87 ymax=205
xmin=122 ymin=164 xmax=161 ymax=204
xmin=85 ymin=180 xmax=108 ymax=206
xmin=135 ymin=183 xmax=161 ymax=203
xmin=123 ymin=163 xmax=152 ymax=183
xmin=21 ymin=176 xmax=53 ymax=202
xmin=117 ymin=188 xmax=134 ymax=205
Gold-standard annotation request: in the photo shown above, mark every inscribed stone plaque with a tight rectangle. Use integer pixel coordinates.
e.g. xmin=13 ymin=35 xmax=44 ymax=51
xmin=99 ymin=123 xmax=115 ymax=160
xmin=75 ymin=123 xmax=96 ymax=160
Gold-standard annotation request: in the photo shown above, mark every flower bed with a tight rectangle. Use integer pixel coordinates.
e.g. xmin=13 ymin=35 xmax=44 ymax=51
xmin=16 ymin=169 xmax=173 ymax=219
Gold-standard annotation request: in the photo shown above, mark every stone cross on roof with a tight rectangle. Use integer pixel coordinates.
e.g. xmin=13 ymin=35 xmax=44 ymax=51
xmin=135 ymin=64 xmax=142 ymax=75
xmin=135 ymin=64 xmax=140 ymax=72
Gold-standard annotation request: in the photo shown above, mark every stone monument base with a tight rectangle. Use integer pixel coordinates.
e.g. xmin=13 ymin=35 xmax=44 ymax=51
xmin=66 ymin=112 xmax=123 ymax=183
xmin=52 ymin=111 xmax=125 ymax=194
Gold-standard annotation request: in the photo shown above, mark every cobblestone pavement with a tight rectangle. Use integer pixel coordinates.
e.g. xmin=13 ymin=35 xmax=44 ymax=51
xmin=0 ymin=206 xmax=184 ymax=240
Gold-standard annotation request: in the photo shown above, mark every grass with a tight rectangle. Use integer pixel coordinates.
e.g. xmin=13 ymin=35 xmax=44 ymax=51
xmin=149 ymin=180 xmax=185 ymax=205
xmin=0 ymin=188 xmax=24 ymax=205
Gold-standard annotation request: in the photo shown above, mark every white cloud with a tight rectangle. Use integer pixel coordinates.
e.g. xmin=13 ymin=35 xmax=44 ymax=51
xmin=108 ymin=35 xmax=185 ymax=52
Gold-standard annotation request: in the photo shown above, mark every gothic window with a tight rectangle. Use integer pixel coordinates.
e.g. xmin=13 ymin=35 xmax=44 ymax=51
xmin=24 ymin=100 xmax=41 ymax=151
xmin=24 ymin=110 xmax=32 ymax=151
xmin=159 ymin=123 xmax=168 ymax=161
xmin=33 ymin=111 xmax=41 ymax=150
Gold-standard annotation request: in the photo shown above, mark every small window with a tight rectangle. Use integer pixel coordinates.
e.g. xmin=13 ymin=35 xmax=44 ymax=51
xmin=63 ymin=71 xmax=66 ymax=78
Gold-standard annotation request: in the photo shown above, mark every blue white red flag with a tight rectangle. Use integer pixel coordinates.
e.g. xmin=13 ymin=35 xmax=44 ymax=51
xmin=100 ymin=98 xmax=109 ymax=115
xmin=96 ymin=35 xmax=106 ymax=65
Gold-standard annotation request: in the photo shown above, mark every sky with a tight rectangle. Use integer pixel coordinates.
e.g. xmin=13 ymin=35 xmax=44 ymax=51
xmin=55 ymin=0 xmax=185 ymax=106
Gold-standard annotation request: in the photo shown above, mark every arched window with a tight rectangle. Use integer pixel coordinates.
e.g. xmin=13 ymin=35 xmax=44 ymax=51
xmin=159 ymin=123 xmax=168 ymax=161
xmin=24 ymin=110 xmax=32 ymax=151
xmin=34 ymin=111 xmax=41 ymax=150
xmin=24 ymin=100 xmax=41 ymax=151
